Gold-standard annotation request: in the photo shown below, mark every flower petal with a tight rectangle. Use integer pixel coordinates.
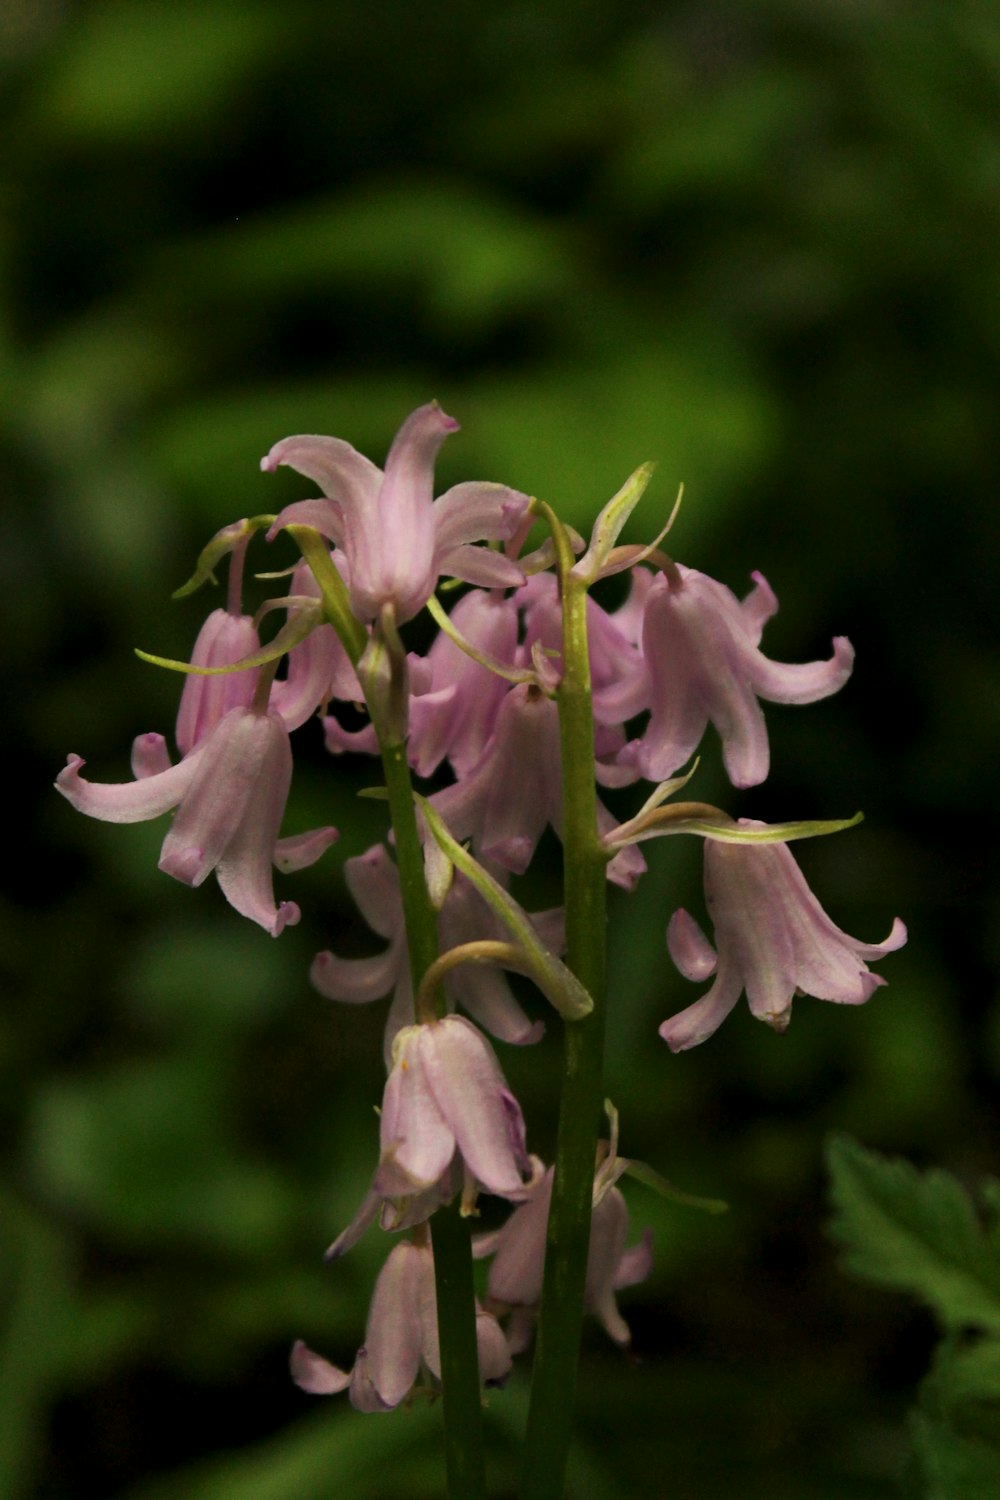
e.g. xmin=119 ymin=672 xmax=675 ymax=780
xmin=261 ymin=433 xmax=382 ymax=508
xmin=56 ymin=747 xmax=202 ymax=824
xmin=273 ymin=826 xmax=339 ymax=873
xmin=432 ymin=481 xmax=530 ymax=552
xmin=131 ymin=733 xmax=172 ymax=779
xmin=420 ymin=1017 xmax=530 ymax=1196
xmin=377 ymin=1026 xmax=456 ymax=1195
xmin=175 ymin=609 xmax=260 ymax=755
xmin=666 ymin=908 xmax=718 ymax=982
xmin=659 ymin=958 xmax=744 ymax=1052
xmin=290 ymin=1341 xmax=351 ymax=1395
xmin=310 ymin=945 xmax=402 ymax=1004
xmin=357 ymin=1242 xmax=428 ymax=1409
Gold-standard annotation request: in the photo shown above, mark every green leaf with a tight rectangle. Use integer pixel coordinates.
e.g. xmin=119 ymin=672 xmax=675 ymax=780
xmin=826 ymin=1134 xmax=1000 ymax=1333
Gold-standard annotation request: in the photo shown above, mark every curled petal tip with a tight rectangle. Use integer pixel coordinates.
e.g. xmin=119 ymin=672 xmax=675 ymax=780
xmin=55 ymin=753 xmax=85 ymax=789
xmin=425 ymin=400 xmax=460 ymax=433
xmin=271 ymin=900 xmax=301 ymax=936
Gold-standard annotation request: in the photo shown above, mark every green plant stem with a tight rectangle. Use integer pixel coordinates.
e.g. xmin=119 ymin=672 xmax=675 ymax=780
xmin=300 ymin=537 xmax=487 ymax=1500
xmin=376 ymin=727 xmax=487 ymax=1500
xmin=520 ymin=539 xmax=608 ymax=1500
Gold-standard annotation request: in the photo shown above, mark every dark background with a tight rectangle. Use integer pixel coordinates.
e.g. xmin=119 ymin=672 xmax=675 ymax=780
xmin=5 ymin=2 xmax=1000 ymax=1496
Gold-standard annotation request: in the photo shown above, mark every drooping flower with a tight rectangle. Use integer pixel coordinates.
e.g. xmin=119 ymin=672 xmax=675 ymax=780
xmin=475 ymin=1151 xmax=653 ymax=1353
xmin=261 ymin=402 xmax=530 ymax=624
xmin=324 ymin=1016 xmax=537 ymax=1261
xmin=289 ymin=1230 xmax=509 ymax=1404
xmin=56 ymin=705 xmax=337 ymax=936
xmin=660 ymin=821 xmax=907 ymax=1050
xmin=291 ymin=1236 xmax=511 ymax=1411
xmin=376 ymin=1014 xmax=533 ymax=1203
xmin=625 ymin=566 xmax=854 ymax=788
xmin=174 ymin=607 xmax=261 ymax=754
xmin=311 ymin=844 xmax=553 ymax=1061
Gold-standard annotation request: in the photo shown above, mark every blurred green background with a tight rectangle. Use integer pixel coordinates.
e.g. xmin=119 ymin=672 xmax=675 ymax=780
xmin=6 ymin=1 xmax=1000 ymax=1496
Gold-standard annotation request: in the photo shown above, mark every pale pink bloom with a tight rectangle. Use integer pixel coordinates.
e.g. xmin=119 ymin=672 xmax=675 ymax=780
xmin=475 ymin=1161 xmax=653 ymax=1353
xmin=429 ymin=683 xmax=646 ymax=889
xmin=311 ymin=844 xmax=553 ymax=1060
xmin=261 ymin=403 xmax=529 ymax=624
xmin=626 ymin=566 xmax=854 ymax=788
xmin=291 ymin=1238 xmax=510 ymax=1411
xmin=376 ymin=1015 xmax=532 ymax=1203
xmin=323 ymin=1016 xmax=535 ymax=1261
xmin=56 ymin=706 xmax=337 ymax=936
xmin=174 ymin=608 xmax=260 ymax=754
xmin=661 ymin=821 xmax=907 ymax=1050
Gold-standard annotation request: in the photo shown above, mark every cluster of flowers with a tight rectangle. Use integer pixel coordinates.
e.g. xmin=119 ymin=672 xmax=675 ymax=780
xmin=57 ymin=402 xmax=905 ymax=1411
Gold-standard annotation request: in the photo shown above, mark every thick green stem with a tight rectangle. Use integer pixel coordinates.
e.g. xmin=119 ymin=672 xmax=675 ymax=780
xmin=520 ymin=537 xmax=608 ymax=1500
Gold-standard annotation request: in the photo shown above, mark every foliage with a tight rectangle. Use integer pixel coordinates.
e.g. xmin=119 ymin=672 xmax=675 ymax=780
xmin=828 ymin=1136 xmax=1000 ymax=1499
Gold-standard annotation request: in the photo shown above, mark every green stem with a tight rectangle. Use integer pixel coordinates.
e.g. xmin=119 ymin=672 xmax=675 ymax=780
xmin=377 ymin=724 xmax=487 ymax=1500
xmin=297 ymin=532 xmax=487 ymax=1500
xmin=520 ymin=522 xmax=608 ymax=1500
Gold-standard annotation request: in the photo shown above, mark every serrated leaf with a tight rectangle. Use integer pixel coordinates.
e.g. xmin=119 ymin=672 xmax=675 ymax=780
xmin=827 ymin=1135 xmax=1000 ymax=1333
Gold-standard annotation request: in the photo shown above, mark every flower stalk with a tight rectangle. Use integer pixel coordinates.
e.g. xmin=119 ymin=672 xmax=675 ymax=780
xmin=302 ymin=530 xmax=488 ymax=1500
xmin=520 ymin=504 xmax=610 ymax=1500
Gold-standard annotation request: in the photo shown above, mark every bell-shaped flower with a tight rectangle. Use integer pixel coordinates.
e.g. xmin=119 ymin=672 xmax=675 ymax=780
xmin=261 ymin=402 xmax=530 ymax=624
xmin=475 ymin=1154 xmax=653 ymax=1353
xmin=625 ymin=566 xmax=854 ymax=788
xmin=661 ymin=820 xmax=907 ymax=1050
xmin=429 ymin=683 xmax=646 ymax=889
xmin=311 ymin=844 xmax=553 ymax=1061
xmin=376 ymin=1015 xmax=533 ymax=1205
xmin=56 ymin=705 xmax=337 ymax=936
xmin=290 ymin=1236 xmax=510 ymax=1411
xmin=174 ymin=607 xmax=261 ymax=754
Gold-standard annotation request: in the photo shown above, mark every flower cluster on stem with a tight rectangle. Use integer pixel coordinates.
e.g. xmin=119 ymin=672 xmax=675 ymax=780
xmin=56 ymin=402 xmax=905 ymax=1500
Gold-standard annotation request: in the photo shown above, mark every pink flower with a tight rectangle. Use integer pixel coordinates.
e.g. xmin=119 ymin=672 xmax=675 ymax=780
xmin=174 ymin=607 xmax=261 ymax=754
xmin=291 ymin=1237 xmax=510 ymax=1411
xmin=475 ymin=1160 xmax=653 ymax=1353
xmin=261 ymin=403 xmax=529 ymax=624
xmin=56 ymin=706 xmax=337 ymax=936
xmin=627 ymin=566 xmax=854 ymax=788
xmin=376 ymin=1015 xmax=532 ymax=1202
xmin=661 ymin=822 xmax=907 ymax=1050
